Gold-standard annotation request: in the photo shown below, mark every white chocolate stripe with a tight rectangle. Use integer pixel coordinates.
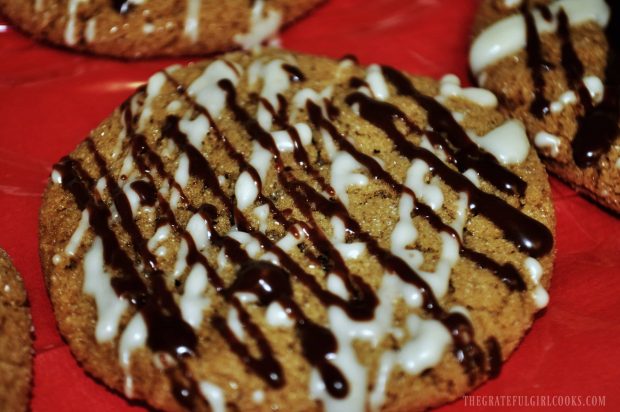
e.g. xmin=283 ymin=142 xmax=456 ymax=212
xmin=184 ymin=0 xmax=201 ymax=42
xmin=65 ymin=0 xmax=90 ymax=46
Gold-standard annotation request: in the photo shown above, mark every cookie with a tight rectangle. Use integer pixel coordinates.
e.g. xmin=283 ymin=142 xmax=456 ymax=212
xmin=470 ymin=0 xmax=620 ymax=213
xmin=0 ymin=249 xmax=33 ymax=412
xmin=0 ymin=0 xmax=323 ymax=58
xmin=40 ymin=48 xmax=555 ymax=411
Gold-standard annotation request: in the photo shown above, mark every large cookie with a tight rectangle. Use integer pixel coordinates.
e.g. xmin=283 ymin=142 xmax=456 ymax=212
xmin=470 ymin=0 xmax=620 ymax=213
xmin=0 ymin=249 xmax=33 ymax=412
xmin=40 ymin=49 xmax=555 ymax=411
xmin=0 ymin=0 xmax=323 ymax=58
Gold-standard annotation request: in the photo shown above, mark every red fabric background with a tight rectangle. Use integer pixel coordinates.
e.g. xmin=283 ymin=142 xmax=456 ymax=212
xmin=0 ymin=0 xmax=618 ymax=410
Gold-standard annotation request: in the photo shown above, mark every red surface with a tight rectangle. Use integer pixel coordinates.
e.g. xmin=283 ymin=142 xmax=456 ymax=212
xmin=0 ymin=1 xmax=618 ymax=410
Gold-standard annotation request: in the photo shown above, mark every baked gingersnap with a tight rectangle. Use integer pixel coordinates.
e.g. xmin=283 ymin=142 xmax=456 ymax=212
xmin=40 ymin=48 xmax=555 ymax=411
xmin=0 ymin=248 xmax=33 ymax=412
xmin=0 ymin=0 xmax=323 ymax=58
xmin=470 ymin=0 xmax=620 ymax=213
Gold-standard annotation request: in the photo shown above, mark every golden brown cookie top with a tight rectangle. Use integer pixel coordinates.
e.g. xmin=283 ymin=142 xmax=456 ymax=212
xmin=0 ymin=248 xmax=33 ymax=412
xmin=40 ymin=48 xmax=555 ymax=411
xmin=0 ymin=0 xmax=324 ymax=58
xmin=470 ymin=0 xmax=620 ymax=212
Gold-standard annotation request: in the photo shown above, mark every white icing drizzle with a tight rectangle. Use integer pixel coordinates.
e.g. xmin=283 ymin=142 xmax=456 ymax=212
xmin=405 ymin=159 xmax=444 ymax=210
xmin=583 ymin=75 xmax=605 ymax=103
xmin=468 ymin=120 xmax=530 ymax=165
xmin=184 ymin=0 xmax=201 ymax=42
xmin=235 ymin=141 xmax=272 ymax=210
xmin=199 ymin=382 xmax=226 ymax=412
xmin=181 ymin=264 xmax=211 ymax=328
xmin=306 ymin=113 xmax=366 ymax=206
xmin=390 ymin=193 xmax=423 ymax=271
xmin=228 ymin=230 xmax=262 ymax=258
xmin=188 ymin=60 xmax=242 ymax=119
xmin=227 ymin=307 xmax=245 ymax=341
xmin=119 ymin=313 xmax=147 ymax=397
xmin=326 ymin=273 xmax=350 ymax=300
xmin=142 ymin=23 xmax=155 ymax=34
xmin=436 ymin=74 xmax=498 ymax=107
xmin=235 ymin=172 xmax=259 ymax=211
xmin=234 ymin=0 xmax=283 ymax=50
xmin=34 ymin=0 xmax=44 ymax=12
xmin=450 ymin=192 xmax=469 ymax=238
xmin=329 ymin=151 xmax=369 ymax=207
xmin=85 ymin=18 xmax=97 ymax=43
xmin=265 ymin=301 xmax=294 ymax=328
xmin=369 ymin=316 xmax=451 ymax=412
xmin=256 ymin=59 xmax=292 ymax=130
xmin=470 ymin=0 xmax=611 ymax=75
xmin=464 ymin=168 xmax=481 ymax=188
xmin=366 ymin=64 xmax=390 ymax=101
xmin=548 ymin=76 xmax=603 ymax=114
xmin=503 ymin=0 xmax=523 ymax=8
xmin=292 ymin=87 xmax=334 ymax=121
xmin=173 ymin=238 xmax=189 ymax=278
xmin=179 ymin=113 xmax=210 ymax=148
xmin=331 ymin=216 xmax=366 ymax=261
xmin=550 ymin=90 xmax=577 ymax=114
xmin=271 ymin=123 xmax=313 ymax=152
xmin=138 ymin=72 xmax=167 ymax=131
xmin=65 ymin=209 xmax=90 ymax=257
xmin=51 ymin=169 xmax=63 ymax=184
xmin=252 ymin=390 xmax=265 ymax=404
xmin=253 ymin=204 xmax=270 ymax=232
xmin=65 ymin=0 xmax=89 ymax=46
xmin=524 ymin=257 xmax=549 ymax=308
xmin=83 ymin=237 xmax=129 ymax=342
xmin=534 ymin=131 xmax=562 ymax=157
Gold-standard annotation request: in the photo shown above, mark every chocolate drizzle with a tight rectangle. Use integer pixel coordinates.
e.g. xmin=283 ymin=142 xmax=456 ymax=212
xmin=571 ymin=0 xmax=620 ymax=168
xmin=485 ymin=337 xmax=503 ymax=379
xmin=557 ymin=9 xmax=593 ymax=111
xmin=522 ymin=3 xmax=553 ymax=118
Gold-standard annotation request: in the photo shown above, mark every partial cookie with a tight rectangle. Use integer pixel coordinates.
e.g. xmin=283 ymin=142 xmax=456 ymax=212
xmin=0 ymin=249 xmax=33 ymax=412
xmin=0 ymin=0 xmax=324 ymax=58
xmin=470 ymin=0 xmax=620 ymax=213
xmin=40 ymin=48 xmax=555 ymax=411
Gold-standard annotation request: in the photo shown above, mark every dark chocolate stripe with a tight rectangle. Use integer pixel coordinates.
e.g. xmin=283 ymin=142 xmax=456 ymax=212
xmin=572 ymin=0 xmax=620 ymax=168
xmin=521 ymin=3 xmax=553 ymax=118
xmin=557 ymin=8 xmax=593 ymax=110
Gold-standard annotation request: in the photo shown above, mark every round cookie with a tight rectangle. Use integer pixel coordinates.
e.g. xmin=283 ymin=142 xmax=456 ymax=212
xmin=0 ymin=0 xmax=324 ymax=58
xmin=470 ymin=0 xmax=620 ymax=213
xmin=40 ymin=48 xmax=555 ymax=411
xmin=0 ymin=248 xmax=33 ymax=412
